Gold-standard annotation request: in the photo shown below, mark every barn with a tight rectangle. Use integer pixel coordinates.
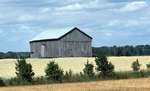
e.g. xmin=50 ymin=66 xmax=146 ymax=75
xmin=29 ymin=27 xmax=92 ymax=58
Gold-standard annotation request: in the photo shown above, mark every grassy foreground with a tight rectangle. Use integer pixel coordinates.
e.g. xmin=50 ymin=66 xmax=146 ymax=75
xmin=0 ymin=77 xmax=150 ymax=91
xmin=1 ymin=56 xmax=150 ymax=79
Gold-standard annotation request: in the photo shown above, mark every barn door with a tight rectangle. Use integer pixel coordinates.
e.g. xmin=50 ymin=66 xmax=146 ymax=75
xmin=41 ymin=45 xmax=46 ymax=58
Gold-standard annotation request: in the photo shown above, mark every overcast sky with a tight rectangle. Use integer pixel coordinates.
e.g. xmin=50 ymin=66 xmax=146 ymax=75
xmin=0 ymin=0 xmax=150 ymax=52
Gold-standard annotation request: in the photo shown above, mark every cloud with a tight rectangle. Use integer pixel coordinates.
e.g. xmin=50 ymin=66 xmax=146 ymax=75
xmin=56 ymin=0 xmax=99 ymax=11
xmin=120 ymin=1 xmax=148 ymax=12
xmin=0 ymin=0 xmax=150 ymax=51
xmin=107 ymin=0 xmax=144 ymax=3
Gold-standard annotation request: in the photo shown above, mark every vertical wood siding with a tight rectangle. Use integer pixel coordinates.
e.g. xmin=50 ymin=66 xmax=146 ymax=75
xmin=30 ymin=29 xmax=92 ymax=58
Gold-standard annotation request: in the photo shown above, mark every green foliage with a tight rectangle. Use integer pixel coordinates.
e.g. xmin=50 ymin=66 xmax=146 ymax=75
xmin=45 ymin=61 xmax=64 ymax=82
xmin=15 ymin=58 xmax=35 ymax=83
xmin=93 ymin=45 xmax=150 ymax=56
xmin=114 ymin=70 xmax=150 ymax=80
xmin=5 ymin=78 xmax=21 ymax=86
xmin=95 ymin=55 xmax=114 ymax=77
xmin=32 ymin=76 xmax=54 ymax=85
xmin=0 ymin=78 xmax=5 ymax=86
xmin=83 ymin=61 xmax=95 ymax=78
xmin=146 ymin=63 xmax=150 ymax=70
xmin=131 ymin=59 xmax=141 ymax=71
xmin=0 ymin=52 xmax=30 ymax=59
xmin=64 ymin=69 xmax=73 ymax=81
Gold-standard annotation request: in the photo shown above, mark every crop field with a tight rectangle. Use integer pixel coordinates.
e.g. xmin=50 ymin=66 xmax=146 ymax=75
xmin=0 ymin=77 xmax=150 ymax=91
xmin=0 ymin=56 xmax=150 ymax=79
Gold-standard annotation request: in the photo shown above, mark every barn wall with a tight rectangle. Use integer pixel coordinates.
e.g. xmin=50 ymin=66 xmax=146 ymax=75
xmin=61 ymin=29 xmax=91 ymax=41
xmin=30 ymin=41 xmax=59 ymax=58
xmin=59 ymin=29 xmax=92 ymax=57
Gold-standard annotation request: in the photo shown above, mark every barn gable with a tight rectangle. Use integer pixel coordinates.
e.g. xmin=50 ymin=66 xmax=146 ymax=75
xmin=60 ymin=27 xmax=92 ymax=42
xmin=60 ymin=27 xmax=92 ymax=40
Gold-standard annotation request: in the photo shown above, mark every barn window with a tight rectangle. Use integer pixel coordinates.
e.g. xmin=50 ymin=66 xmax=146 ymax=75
xmin=41 ymin=44 xmax=46 ymax=57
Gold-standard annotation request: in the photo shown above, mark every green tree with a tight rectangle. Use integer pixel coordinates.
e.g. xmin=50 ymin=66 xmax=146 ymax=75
xmin=83 ymin=60 xmax=95 ymax=78
xmin=45 ymin=61 xmax=64 ymax=82
xmin=146 ymin=63 xmax=150 ymax=70
xmin=15 ymin=58 xmax=35 ymax=83
xmin=0 ymin=78 xmax=5 ymax=86
xmin=131 ymin=59 xmax=141 ymax=71
xmin=95 ymin=56 xmax=114 ymax=77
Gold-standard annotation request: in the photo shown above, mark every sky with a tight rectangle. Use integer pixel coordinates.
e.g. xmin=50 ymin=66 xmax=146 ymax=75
xmin=0 ymin=0 xmax=150 ymax=52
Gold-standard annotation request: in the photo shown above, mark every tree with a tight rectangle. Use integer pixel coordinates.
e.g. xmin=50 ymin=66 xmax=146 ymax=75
xmin=83 ymin=60 xmax=95 ymax=78
xmin=131 ymin=59 xmax=141 ymax=71
xmin=95 ymin=55 xmax=114 ymax=77
xmin=0 ymin=78 xmax=5 ymax=86
xmin=15 ymin=58 xmax=35 ymax=83
xmin=146 ymin=63 xmax=150 ymax=70
xmin=45 ymin=61 xmax=64 ymax=82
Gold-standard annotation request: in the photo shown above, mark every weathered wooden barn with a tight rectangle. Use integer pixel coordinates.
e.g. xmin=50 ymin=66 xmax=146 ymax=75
xmin=29 ymin=27 xmax=92 ymax=58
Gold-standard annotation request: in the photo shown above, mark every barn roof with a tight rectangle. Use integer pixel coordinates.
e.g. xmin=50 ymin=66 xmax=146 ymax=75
xmin=30 ymin=27 xmax=92 ymax=43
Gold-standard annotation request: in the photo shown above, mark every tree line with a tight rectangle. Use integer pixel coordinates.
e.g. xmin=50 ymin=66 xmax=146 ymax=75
xmin=0 ymin=52 xmax=30 ymax=59
xmin=1 ymin=45 xmax=150 ymax=59
xmin=93 ymin=45 xmax=150 ymax=56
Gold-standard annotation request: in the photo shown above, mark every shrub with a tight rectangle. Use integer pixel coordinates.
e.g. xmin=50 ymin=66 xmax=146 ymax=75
xmin=32 ymin=76 xmax=53 ymax=85
xmin=64 ymin=69 xmax=73 ymax=81
xmin=6 ymin=78 xmax=22 ymax=86
xmin=0 ymin=78 xmax=5 ymax=86
xmin=131 ymin=59 xmax=141 ymax=71
xmin=15 ymin=58 xmax=35 ymax=83
xmin=95 ymin=55 xmax=114 ymax=77
xmin=45 ymin=61 xmax=64 ymax=82
xmin=146 ymin=63 xmax=150 ymax=70
xmin=83 ymin=61 xmax=95 ymax=78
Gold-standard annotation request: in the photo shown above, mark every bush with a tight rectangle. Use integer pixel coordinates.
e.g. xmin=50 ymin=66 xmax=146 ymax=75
xmin=32 ymin=76 xmax=54 ymax=85
xmin=114 ymin=70 xmax=150 ymax=80
xmin=15 ymin=58 xmax=35 ymax=83
xmin=64 ymin=69 xmax=73 ymax=81
xmin=0 ymin=78 xmax=5 ymax=86
xmin=45 ymin=61 xmax=64 ymax=82
xmin=131 ymin=59 xmax=141 ymax=71
xmin=83 ymin=61 xmax=95 ymax=78
xmin=5 ymin=78 xmax=22 ymax=86
xmin=146 ymin=63 xmax=150 ymax=70
xmin=95 ymin=55 xmax=114 ymax=77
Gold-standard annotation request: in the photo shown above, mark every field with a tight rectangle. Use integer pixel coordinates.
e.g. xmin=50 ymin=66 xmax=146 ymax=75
xmin=0 ymin=77 xmax=150 ymax=91
xmin=1 ymin=56 xmax=150 ymax=79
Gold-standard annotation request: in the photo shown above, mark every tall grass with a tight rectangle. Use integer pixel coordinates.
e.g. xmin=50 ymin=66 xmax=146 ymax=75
xmin=1 ymin=70 xmax=150 ymax=86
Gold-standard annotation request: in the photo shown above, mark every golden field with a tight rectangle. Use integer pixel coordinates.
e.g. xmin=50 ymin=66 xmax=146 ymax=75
xmin=0 ymin=77 xmax=150 ymax=91
xmin=1 ymin=56 xmax=150 ymax=79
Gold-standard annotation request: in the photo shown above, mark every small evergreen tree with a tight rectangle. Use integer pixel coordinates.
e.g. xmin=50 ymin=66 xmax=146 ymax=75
xmin=131 ymin=59 xmax=141 ymax=71
xmin=15 ymin=58 xmax=35 ymax=83
xmin=146 ymin=63 xmax=150 ymax=70
xmin=95 ymin=55 xmax=114 ymax=77
xmin=83 ymin=60 xmax=95 ymax=78
xmin=0 ymin=78 xmax=5 ymax=86
xmin=45 ymin=61 xmax=64 ymax=82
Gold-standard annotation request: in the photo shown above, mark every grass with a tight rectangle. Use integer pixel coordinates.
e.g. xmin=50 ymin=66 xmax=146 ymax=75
xmin=0 ymin=56 xmax=150 ymax=79
xmin=0 ymin=77 xmax=150 ymax=91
